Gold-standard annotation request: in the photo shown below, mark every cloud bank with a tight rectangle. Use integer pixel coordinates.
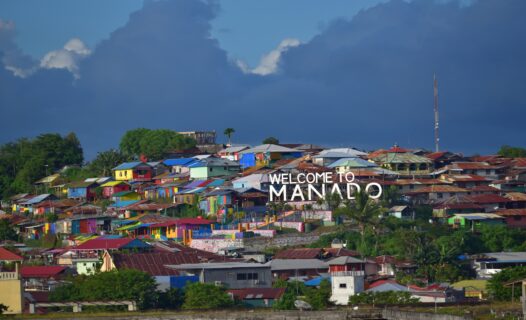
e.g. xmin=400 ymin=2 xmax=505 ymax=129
xmin=0 ymin=0 xmax=525 ymax=159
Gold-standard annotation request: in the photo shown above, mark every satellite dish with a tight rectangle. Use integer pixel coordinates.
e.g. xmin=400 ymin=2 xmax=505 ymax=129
xmin=294 ymin=300 xmax=312 ymax=311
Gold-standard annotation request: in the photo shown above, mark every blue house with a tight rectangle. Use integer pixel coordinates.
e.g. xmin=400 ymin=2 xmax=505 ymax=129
xmin=67 ymin=181 xmax=98 ymax=201
xmin=239 ymin=144 xmax=303 ymax=168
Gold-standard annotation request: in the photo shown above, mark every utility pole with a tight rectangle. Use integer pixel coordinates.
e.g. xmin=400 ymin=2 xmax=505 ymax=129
xmin=434 ymin=74 xmax=440 ymax=152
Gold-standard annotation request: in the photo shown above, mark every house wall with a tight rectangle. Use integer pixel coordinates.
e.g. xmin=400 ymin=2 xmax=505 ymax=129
xmin=0 ymin=272 xmax=23 ymax=314
xmin=189 ymin=238 xmax=244 ymax=253
xmin=202 ymin=267 xmax=272 ymax=289
xmin=68 ymin=187 xmax=87 ymax=199
xmin=115 ymin=169 xmax=133 ymax=181
xmin=330 ymin=274 xmax=365 ymax=305
xmin=76 ymin=261 xmax=98 ymax=275
xmin=190 ymin=167 xmax=209 ymax=179
xmin=504 ymin=216 xmax=526 ymax=228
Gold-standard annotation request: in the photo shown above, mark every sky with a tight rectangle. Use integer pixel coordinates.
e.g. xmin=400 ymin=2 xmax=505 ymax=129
xmin=0 ymin=0 xmax=525 ymax=159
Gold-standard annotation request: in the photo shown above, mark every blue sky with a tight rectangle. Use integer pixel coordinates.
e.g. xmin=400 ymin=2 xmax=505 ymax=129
xmin=0 ymin=0 xmax=525 ymax=159
xmin=0 ymin=0 xmax=386 ymax=66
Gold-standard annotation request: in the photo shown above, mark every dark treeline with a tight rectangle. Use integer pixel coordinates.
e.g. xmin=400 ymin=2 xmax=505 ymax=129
xmin=0 ymin=129 xmax=196 ymax=199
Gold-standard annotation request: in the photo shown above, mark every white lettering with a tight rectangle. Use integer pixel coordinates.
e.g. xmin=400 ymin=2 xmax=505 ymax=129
xmin=270 ymin=185 xmax=287 ymax=201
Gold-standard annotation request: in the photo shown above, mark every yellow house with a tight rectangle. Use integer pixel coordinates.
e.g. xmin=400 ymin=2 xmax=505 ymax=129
xmin=113 ymin=162 xmax=153 ymax=182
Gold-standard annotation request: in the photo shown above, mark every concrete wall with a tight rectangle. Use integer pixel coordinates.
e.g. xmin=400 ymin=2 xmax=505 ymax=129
xmin=25 ymin=309 xmax=472 ymax=320
xmin=202 ymin=267 xmax=272 ymax=289
xmin=0 ymin=272 xmax=23 ymax=314
xmin=189 ymin=238 xmax=244 ymax=253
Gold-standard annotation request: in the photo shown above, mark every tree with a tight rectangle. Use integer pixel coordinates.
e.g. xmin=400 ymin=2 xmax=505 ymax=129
xmin=119 ymin=128 xmax=196 ymax=160
xmin=157 ymin=288 xmax=183 ymax=309
xmin=88 ymin=149 xmax=129 ymax=176
xmin=304 ymin=279 xmax=332 ymax=310
xmin=262 ymin=137 xmax=279 ymax=144
xmin=0 ymin=303 xmax=7 ymax=314
xmin=223 ymin=128 xmax=235 ymax=146
xmin=50 ymin=269 xmax=158 ymax=310
xmin=487 ymin=266 xmax=526 ymax=301
xmin=0 ymin=219 xmax=18 ymax=241
xmin=336 ymin=190 xmax=384 ymax=243
xmin=498 ymin=145 xmax=526 ymax=158
xmin=0 ymin=133 xmax=84 ymax=198
xmin=182 ymin=283 xmax=233 ymax=310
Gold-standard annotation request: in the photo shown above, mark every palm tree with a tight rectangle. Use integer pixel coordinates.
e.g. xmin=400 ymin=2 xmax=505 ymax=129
xmin=223 ymin=128 xmax=235 ymax=146
xmin=340 ymin=190 xmax=385 ymax=243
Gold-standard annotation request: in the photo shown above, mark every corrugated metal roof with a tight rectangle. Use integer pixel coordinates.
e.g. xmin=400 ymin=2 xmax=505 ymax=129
xmin=113 ymin=162 xmax=151 ymax=170
xmin=240 ymin=144 xmax=301 ymax=154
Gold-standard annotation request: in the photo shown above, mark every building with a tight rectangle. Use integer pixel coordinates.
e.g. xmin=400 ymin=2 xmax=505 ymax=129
xmin=472 ymin=252 xmax=526 ymax=279
xmin=189 ymin=157 xmax=241 ymax=179
xmin=447 ymin=213 xmax=504 ymax=230
xmin=239 ymin=144 xmax=303 ymax=168
xmin=179 ymin=131 xmax=216 ymax=145
xmin=113 ymin=162 xmax=153 ymax=182
xmin=0 ymin=247 xmax=23 ymax=264
xmin=227 ymin=288 xmax=285 ymax=307
xmin=67 ymin=182 xmax=98 ymax=201
xmin=218 ymin=145 xmax=250 ymax=161
xmin=312 ymin=148 xmax=368 ymax=167
xmin=328 ymin=256 xmax=365 ymax=305
xmin=270 ymin=259 xmax=329 ymax=280
xmin=0 ymin=269 xmax=23 ymax=314
xmin=167 ymin=262 xmax=272 ymax=289
xmin=371 ymin=151 xmax=433 ymax=176
xmin=100 ymin=181 xmax=130 ymax=198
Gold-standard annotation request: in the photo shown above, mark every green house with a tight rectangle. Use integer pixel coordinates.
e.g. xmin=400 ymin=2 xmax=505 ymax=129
xmin=189 ymin=157 xmax=241 ymax=180
xmin=447 ymin=213 xmax=504 ymax=230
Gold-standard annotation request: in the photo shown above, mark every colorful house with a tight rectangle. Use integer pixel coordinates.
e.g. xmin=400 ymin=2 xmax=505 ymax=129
xmin=218 ymin=145 xmax=250 ymax=161
xmin=239 ymin=144 xmax=303 ymax=168
xmin=67 ymin=181 xmax=98 ymax=201
xmin=113 ymin=162 xmax=153 ymax=182
xmin=447 ymin=213 xmax=504 ymax=230
xmin=100 ymin=181 xmax=130 ymax=198
xmin=189 ymin=157 xmax=241 ymax=179
xmin=163 ymin=158 xmax=198 ymax=174
xmin=112 ymin=191 xmax=141 ymax=203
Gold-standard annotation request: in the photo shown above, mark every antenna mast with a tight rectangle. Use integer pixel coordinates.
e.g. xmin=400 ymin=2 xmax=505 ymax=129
xmin=433 ymin=73 xmax=440 ymax=152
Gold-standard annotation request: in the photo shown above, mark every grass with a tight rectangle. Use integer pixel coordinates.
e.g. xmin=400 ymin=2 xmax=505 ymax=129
xmin=403 ymin=301 xmax=522 ymax=319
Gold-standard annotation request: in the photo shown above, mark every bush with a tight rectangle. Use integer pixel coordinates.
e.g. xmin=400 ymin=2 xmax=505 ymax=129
xmin=182 ymin=283 xmax=233 ymax=310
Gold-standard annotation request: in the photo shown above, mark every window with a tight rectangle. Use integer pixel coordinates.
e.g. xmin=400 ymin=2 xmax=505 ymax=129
xmin=236 ymin=273 xmax=258 ymax=280
xmin=449 ymin=193 xmax=455 ymax=197
xmin=237 ymin=273 xmax=247 ymax=280
xmin=409 ymin=185 xmax=414 ymax=190
xmin=339 ymin=283 xmax=347 ymax=288
xmin=437 ymin=193 xmax=443 ymax=199
xmin=210 ymin=167 xmax=214 ymax=172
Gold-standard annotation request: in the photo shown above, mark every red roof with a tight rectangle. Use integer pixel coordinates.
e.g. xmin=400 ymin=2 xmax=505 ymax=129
xmin=74 ymin=238 xmax=136 ymax=250
xmin=467 ymin=194 xmax=511 ymax=204
xmin=497 ymin=209 xmax=526 ymax=216
xmin=0 ymin=247 xmax=23 ymax=261
xmin=425 ymin=152 xmax=446 ymax=161
xmin=275 ymin=248 xmax=323 ymax=259
xmin=21 ymin=266 xmax=67 ymax=278
xmin=228 ymin=288 xmax=286 ymax=300
xmin=468 ymin=185 xmax=501 ymax=193
xmin=387 ymin=146 xmax=410 ymax=153
xmin=111 ymin=252 xmax=196 ymax=276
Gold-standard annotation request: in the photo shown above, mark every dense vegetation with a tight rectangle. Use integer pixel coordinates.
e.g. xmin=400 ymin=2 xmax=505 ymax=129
xmin=120 ymin=128 xmax=196 ymax=160
xmin=498 ymin=145 xmax=526 ymax=158
xmin=0 ymin=133 xmax=83 ymax=198
xmin=273 ymin=279 xmax=332 ymax=310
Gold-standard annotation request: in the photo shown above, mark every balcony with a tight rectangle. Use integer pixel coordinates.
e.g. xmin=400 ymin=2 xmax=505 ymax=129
xmin=330 ymin=270 xmax=365 ymax=277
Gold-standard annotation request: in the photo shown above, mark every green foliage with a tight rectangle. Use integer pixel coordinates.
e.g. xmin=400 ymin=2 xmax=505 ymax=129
xmin=50 ymin=269 xmax=158 ymax=310
xmin=157 ymin=288 xmax=184 ymax=310
xmin=0 ymin=219 xmax=18 ymax=241
xmin=487 ymin=267 xmax=526 ymax=301
xmin=0 ymin=303 xmax=8 ymax=314
xmin=182 ymin=282 xmax=233 ymax=310
xmin=273 ymin=289 xmax=296 ymax=310
xmin=498 ymin=145 xmax=526 ymax=158
xmin=0 ymin=133 xmax=84 ymax=198
xmin=479 ymin=225 xmax=526 ymax=252
xmin=262 ymin=137 xmax=279 ymax=144
xmin=88 ymin=149 xmax=129 ymax=176
xmin=45 ymin=212 xmax=58 ymax=223
xmin=119 ymin=128 xmax=196 ymax=160
xmin=223 ymin=128 xmax=235 ymax=144
xmin=61 ymin=166 xmax=92 ymax=182
xmin=350 ymin=291 xmax=419 ymax=305
xmin=304 ymin=279 xmax=332 ymax=310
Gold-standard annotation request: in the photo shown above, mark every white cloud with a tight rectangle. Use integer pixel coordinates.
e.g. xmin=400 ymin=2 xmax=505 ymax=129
xmin=244 ymin=38 xmax=301 ymax=76
xmin=40 ymin=38 xmax=91 ymax=78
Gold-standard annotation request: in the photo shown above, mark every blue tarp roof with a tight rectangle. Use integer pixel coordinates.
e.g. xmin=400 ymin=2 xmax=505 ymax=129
xmin=163 ymin=158 xmax=197 ymax=166
xmin=113 ymin=162 xmax=150 ymax=170
xmin=109 ymin=200 xmax=140 ymax=208
xmin=304 ymin=276 xmax=331 ymax=286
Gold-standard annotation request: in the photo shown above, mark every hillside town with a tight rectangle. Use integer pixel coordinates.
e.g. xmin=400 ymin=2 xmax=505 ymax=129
xmin=1 ymin=130 xmax=526 ymax=316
